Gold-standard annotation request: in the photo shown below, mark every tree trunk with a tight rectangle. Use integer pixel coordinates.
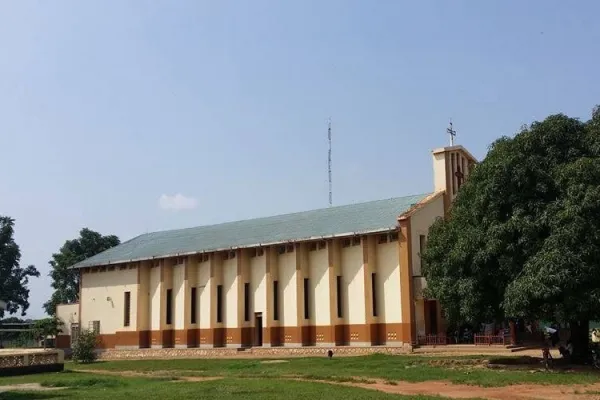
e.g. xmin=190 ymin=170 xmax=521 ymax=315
xmin=509 ymin=320 xmax=517 ymax=345
xmin=569 ymin=320 xmax=589 ymax=363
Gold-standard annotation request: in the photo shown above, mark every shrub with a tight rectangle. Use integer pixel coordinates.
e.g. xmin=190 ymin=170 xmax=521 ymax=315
xmin=72 ymin=329 xmax=97 ymax=363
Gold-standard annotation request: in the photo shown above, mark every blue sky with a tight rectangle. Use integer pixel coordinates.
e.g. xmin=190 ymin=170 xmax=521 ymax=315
xmin=1 ymin=1 xmax=599 ymax=318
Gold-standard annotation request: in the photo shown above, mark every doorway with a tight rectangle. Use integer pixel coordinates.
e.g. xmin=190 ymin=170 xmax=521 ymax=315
xmin=254 ymin=313 xmax=263 ymax=346
xmin=427 ymin=301 xmax=438 ymax=335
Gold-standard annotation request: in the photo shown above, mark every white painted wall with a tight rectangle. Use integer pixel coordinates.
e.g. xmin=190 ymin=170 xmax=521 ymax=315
xmin=197 ymin=261 xmax=211 ymax=329
xmin=376 ymin=242 xmax=401 ymax=323
xmin=415 ymin=299 xmax=426 ymax=336
xmin=223 ymin=258 xmax=238 ymax=328
xmin=433 ymin=152 xmax=447 ymax=193
xmin=81 ymin=267 xmax=137 ymax=334
xmin=173 ymin=263 xmax=185 ymax=330
xmin=150 ymin=267 xmax=161 ymax=330
xmin=341 ymin=245 xmax=365 ymax=324
xmin=250 ymin=254 xmax=267 ymax=315
xmin=411 ymin=195 xmax=444 ymax=277
xmin=56 ymin=303 xmax=79 ymax=335
xmin=278 ymin=252 xmax=297 ymax=326
xmin=309 ymin=249 xmax=329 ymax=325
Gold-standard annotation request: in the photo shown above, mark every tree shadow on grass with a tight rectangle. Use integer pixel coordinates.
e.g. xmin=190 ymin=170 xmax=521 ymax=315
xmin=0 ymin=392 xmax=66 ymax=400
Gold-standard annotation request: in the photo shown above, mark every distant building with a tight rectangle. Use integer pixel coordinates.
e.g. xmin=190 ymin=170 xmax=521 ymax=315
xmin=56 ymin=144 xmax=476 ymax=350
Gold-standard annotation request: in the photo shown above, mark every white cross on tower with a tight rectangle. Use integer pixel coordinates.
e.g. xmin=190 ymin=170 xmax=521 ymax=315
xmin=447 ymin=120 xmax=456 ymax=146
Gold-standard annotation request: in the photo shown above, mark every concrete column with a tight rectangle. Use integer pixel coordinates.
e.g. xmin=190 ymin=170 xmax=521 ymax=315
xmin=295 ymin=243 xmax=310 ymax=346
xmin=328 ymin=239 xmax=344 ymax=345
xmin=137 ymin=261 xmax=150 ymax=348
xmin=175 ymin=256 xmax=197 ymax=348
xmin=150 ymin=260 xmax=165 ymax=348
xmin=264 ymin=247 xmax=280 ymax=346
xmin=363 ymin=235 xmax=379 ymax=345
xmin=161 ymin=259 xmax=174 ymax=348
xmin=399 ymin=219 xmax=416 ymax=347
xmin=237 ymin=249 xmax=252 ymax=347
xmin=210 ymin=253 xmax=224 ymax=347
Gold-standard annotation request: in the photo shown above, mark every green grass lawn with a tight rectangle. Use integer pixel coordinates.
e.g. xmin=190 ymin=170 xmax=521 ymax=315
xmin=67 ymin=353 xmax=600 ymax=386
xmin=0 ymin=372 xmax=462 ymax=400
xmin=1 ymin=354 xmax=598 ymax=399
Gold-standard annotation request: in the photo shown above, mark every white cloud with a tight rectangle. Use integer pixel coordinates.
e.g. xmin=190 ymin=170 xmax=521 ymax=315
xmin=158 ymin=193 xmax=198 ymax=211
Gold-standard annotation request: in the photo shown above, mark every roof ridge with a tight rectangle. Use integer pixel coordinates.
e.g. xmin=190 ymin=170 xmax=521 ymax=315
xmin=143 ymin=192 xmax=431 ymax=236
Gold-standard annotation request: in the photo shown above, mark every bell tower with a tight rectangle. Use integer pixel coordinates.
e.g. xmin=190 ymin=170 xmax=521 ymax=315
xmin=432 ymin=145 xmax=477 ymax=213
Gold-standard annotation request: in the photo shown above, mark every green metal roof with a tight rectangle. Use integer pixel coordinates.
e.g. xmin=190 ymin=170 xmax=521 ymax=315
xmin=71 ymin=193 xmax=431 ymax=269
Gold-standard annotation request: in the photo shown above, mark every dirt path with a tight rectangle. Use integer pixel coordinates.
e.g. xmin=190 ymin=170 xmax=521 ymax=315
xmin=73 ymin=369 xmax=222 ymax=382
xmin=72 ymin=369 xmax=600 ymax=399
xmin=331 ymin=379 xmax=600 ymax=400
xmin=0 ymin=383 xmax=66 ymax=393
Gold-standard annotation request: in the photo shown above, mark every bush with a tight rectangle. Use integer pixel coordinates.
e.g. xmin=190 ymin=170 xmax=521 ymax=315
xmin=72 ymin=329 xmax=97 ymax=363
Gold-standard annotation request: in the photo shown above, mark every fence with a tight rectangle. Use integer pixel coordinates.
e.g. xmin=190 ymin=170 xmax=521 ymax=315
xmin=416 ymin=334 xmax=448 ymax=346
xmin=474 ymin=334 xmax=508 ymax=346
xmin=0 ymin=322 xmax=42 ymax=349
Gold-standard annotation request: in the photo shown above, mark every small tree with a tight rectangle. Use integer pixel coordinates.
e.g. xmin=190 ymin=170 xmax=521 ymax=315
xmin=33 ymin=317 xmax=63 ymax=349
xmin=72 ymin=329 xmax=97 ymax=363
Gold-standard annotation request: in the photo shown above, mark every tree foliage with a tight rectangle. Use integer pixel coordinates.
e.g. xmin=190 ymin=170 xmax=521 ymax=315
xmin=71 ymin=329 xmax=97 ymax=363
xmin=33 ymin=317 xmax=64 ymax=348
xmin=44 ymin=229 xmax=120 ymax=315
xmin=422 ymin=108 xmax=600 ymax=327
xmin=0 ymin=216 xmax=40 ymax=318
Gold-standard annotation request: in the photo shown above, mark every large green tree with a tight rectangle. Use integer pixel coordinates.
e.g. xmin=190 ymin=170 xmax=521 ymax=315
xmin=422 ymin=107 xmax=600 ymax=357
xmin=44 ymin=228 xmax=120 ymax=315
xmin=0 ymin=216 xmax=40 ymax=318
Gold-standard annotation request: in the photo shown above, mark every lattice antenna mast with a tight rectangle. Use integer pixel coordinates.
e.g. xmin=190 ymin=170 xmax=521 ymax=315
xmin=328 ymin=118 xmax=333 ymax=207
xmin=447 ymin=119 xmax=456 ymax=146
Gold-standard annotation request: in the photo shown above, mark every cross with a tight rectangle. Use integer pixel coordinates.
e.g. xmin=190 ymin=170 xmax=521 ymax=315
xmin=455 ymin=166 xmax=464 ymax=188
xmin=447 ymin=120 xmax=456 ymax=146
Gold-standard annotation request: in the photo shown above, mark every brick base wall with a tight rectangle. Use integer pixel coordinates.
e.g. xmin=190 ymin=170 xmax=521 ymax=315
xmin=96 ymin=345 xmax=410 ymax=360
xmin=82 ymin=323 xmax=411 ymax=350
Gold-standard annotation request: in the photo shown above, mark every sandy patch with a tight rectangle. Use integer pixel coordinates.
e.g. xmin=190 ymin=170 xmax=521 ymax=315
xmin=0 ymin=383 xmax=67 ymax=393
xmin=261 ymin=360 xmax=290 ymax=364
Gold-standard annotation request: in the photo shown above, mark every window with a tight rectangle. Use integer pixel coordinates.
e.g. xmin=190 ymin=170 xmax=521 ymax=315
xmin=342 ymin=238 xmax=360 ymax=248
xmin=336 ymin=276 xmax=343 ymax=318
xmin=124 ymin=291 xmax=131 ymax=327
xmin=277 ymin=246 xmax=286 ymax=255
xmin=223 ymin=251 xmax=236 ymax=260
xmin=191 ymin=287 xmax=197 ymax=324
xmin=250 ymin=248 xmax=264 ymax=257
xmin=273 ymin=280 xmax=279 ymax=321
xmin=90 ymin=320 xmax=100 ymax=334
xmin=419 ymin=234 xmax=426 ymax=268
xmin=244 ymin=283 xmax=250 ymax=322
xmin=389 ymin=231 xmax=399 ymax=242
xmin=378 ymin=234 xmax=388 ymax=244
xmin=200 ymin=254 xmax=210 ymax=263
xmin=371 ymin=273 xmax=377 ymax=317
xmin=304 ymin=278 xmax=309 ymax=319
xmin=166 ymin=289 xmax=173 ymax=325
xmin=286 ymin=244 xmax=294 ymax=253
xmin=451 ymin=152 xmax=457 ymax=194
xmin=71 ymin=324 xmax=80 ymax=344
xmin=309 ymin=241 xmax=326 ymax=251
xmin=216 ymin=285 xmax=223 ymax=323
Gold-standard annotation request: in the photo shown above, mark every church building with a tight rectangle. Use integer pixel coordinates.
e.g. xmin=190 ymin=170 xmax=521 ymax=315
xmin=56 ymin=144 xmax=476 ymax=350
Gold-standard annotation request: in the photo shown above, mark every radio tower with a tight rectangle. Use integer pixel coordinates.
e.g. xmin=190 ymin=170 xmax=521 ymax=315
xmin=328 ymin=118 xmax=333 ymax=207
